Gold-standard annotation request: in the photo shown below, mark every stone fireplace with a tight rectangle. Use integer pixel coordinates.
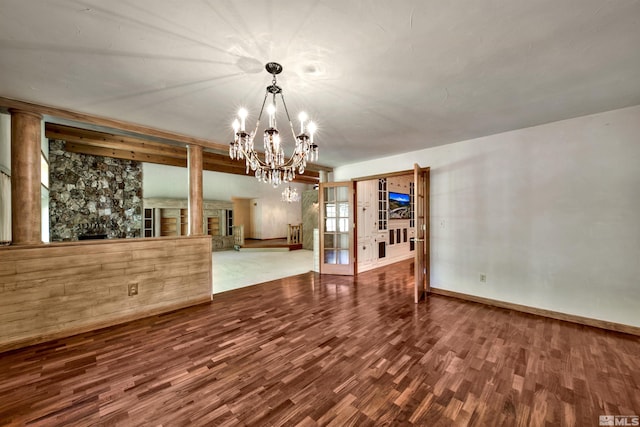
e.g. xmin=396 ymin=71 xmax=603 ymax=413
xmin=48 ymin=140 xmax=143 ymax=241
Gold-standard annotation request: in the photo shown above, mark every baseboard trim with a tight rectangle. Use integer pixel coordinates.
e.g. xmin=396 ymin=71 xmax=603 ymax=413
xmin=0 ymin=295 xmax=212 ymax=354
xmin=430 ymin=287 xmax=640 ymax=337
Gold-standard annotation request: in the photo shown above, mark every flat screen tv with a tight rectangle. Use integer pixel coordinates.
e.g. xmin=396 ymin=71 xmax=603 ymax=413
xmin=389 ymin=191 xmax=410 ymax=219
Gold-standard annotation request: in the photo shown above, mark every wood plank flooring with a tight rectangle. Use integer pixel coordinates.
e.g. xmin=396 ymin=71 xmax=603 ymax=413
xmin=1 ymin=259 xmax=639 ymax=426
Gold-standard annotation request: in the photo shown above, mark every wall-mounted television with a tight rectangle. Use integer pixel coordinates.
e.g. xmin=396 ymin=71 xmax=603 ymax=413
xmin=389 ymin=191 xmax=410 ymax=219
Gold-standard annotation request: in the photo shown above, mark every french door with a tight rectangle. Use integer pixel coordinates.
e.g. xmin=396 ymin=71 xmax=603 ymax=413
xmin=319 ymin=181 xmax=355 ymax=275
xmin=414 ymin=164 xmax=430 ymax=303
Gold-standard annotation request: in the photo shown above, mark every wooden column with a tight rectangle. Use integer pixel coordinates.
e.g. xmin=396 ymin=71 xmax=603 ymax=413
xmin=10 ymin=109 xmax=42 ymax=245
xmin=187 ymin=144 xmax=203 ymax=236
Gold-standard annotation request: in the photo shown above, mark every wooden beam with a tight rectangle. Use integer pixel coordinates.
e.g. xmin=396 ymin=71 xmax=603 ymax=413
xmin=2 ymin=96 xmax=334 ymax=173
xmin=45 ymin=124 xmax=187 ymax=159
xmin=46 ymin=122 xmax=322 ymax=184
xmin=202 ymin=152 xmax=320 ymax=179
xmin=64 ymin=142 xmax=319 ymax=184
xmin=64 ymin=142 xmax=187 ymax=167
xmin=46 ymin=122 xmax=180 ymax=146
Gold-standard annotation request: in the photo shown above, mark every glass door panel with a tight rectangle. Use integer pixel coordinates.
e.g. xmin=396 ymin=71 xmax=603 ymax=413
xmin=320 ymin=182 xmax=354 ymax=275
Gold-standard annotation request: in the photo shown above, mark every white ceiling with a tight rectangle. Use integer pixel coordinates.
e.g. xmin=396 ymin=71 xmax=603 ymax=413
xmin=1 ymin=0 xmax=639 ymax=167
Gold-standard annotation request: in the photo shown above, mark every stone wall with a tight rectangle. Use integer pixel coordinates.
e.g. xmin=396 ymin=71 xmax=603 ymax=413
xmin=49 ymin=140 xmax=142 ymax=241
xmin=302 ymin=190 xmax=318 ymax=250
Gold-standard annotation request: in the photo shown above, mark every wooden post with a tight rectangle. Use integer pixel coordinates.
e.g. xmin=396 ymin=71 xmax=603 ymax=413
xmin=187 ymin=144 xmax=203 ymax=236
xmin=10 ymin=109 xmax=42 ymax=245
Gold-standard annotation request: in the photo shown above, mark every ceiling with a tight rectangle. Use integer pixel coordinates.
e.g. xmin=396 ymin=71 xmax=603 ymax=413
xmin=1 ymin=0 xmax=639 ymax=168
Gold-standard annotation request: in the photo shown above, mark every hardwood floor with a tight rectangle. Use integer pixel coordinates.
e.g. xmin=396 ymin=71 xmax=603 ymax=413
xmin=1 ymin=259 xmax=638 ymax=426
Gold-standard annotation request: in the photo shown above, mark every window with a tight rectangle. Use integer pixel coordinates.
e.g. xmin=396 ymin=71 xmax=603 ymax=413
xmin=409 ymin=182 xmax=415 ymax=228
xmin=41 ymin=152 xmax=49 ymax=189
xmin=378 ymin=178 xmax=387 ymax=231
xmin=226 ymin=209 xmax=233 ymax=236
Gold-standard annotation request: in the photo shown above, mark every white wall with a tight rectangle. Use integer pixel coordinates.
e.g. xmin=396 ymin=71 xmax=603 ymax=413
xmin=334 ymin=105 xmax=640 ymax=328
xmin=250 ymin=196 xmax=303 ymax=240
xmin=143 ymin=163 xmax=305 ymax=239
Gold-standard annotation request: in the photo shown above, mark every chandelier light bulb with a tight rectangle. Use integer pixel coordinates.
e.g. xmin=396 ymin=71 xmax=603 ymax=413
xmin=238 ymin=108 xmax=248 ymax=131
xmin=298 ymin=111 xmax=308 ymax=133
xmin=267 ymin=103 xmax=276 ymax=128
xmin=232 ymin=119 xmax=240 ymax=134
xmin=307 ymin=121 xmax=317 ymax=143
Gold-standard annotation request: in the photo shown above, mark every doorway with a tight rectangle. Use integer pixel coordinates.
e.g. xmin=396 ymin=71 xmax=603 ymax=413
xmin=320 ymin=168 xmax=430 ymax=301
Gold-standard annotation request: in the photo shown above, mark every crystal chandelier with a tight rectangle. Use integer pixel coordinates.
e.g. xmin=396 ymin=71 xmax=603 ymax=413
xmin=229 ymin=62 xmax=319 ymax=187
xmin=281 ymin=185 xmax=300 ymax=203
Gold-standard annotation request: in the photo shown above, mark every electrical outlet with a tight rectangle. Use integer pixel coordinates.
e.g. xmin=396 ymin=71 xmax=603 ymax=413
xmin=480 ymin=274 xmax=487 ymax=283
xmin=128 ymin=283 xmax=138 ymax=296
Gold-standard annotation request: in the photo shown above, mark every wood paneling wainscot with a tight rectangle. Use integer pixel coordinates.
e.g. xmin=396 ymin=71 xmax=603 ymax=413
xmin=0 ymin=236 xmax=212 ymax=352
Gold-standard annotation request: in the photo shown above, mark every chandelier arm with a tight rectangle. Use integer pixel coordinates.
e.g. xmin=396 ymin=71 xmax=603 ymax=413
xmin=241 ymin=149 xmax=268 ymax=168
xmin=243 ymin=145 xmax=294 ymax=171
xmin=288 ymin=120 xmax=298 ymax=142
xmin=239 ymin=140 xmax=305 ymax=170
xmin=279 ymin=154 xmax=304 ymax=169
xmin=256 ymin=90 xmax=270 ymax=123
xmin=278 ymin=92 xmax=294 ymax=124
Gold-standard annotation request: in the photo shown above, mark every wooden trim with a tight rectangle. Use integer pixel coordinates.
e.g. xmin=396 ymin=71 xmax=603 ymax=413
xmin=0 ymin=297 xmax=212 ymax=354
xmin=351 ymin=169 xmax=413 ymax=182
xmin=0 ymin=234 xmax=208 ymax=251
xmin=297 ymin=163 xmax=333 ymax=173
xmin=430 ymin=287 xmax=640 ymax=337
xmin=424 ymin=168 xmax=430 ymax=294
xmin=7 ymin=108 xmax=42 ymax=120
xmin=413 ymin=164 xmax=430 ymax=302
